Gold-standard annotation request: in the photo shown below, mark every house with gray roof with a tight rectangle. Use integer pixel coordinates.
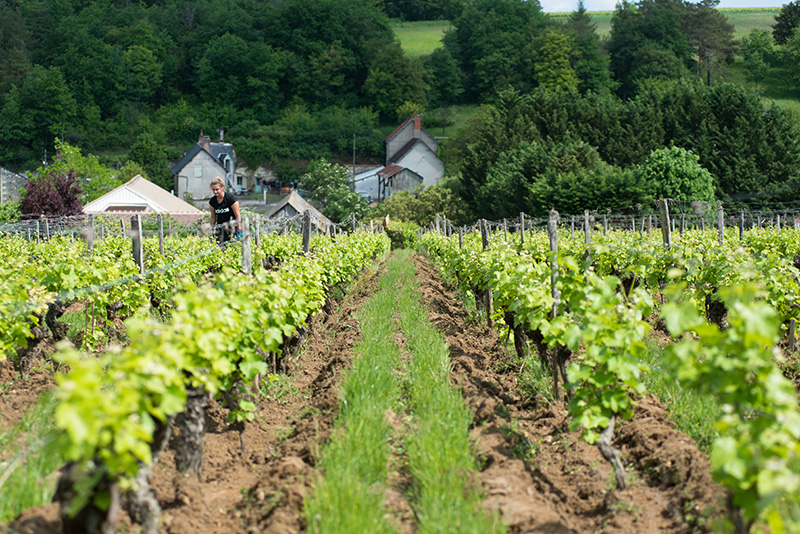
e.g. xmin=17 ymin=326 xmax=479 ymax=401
xmin=171 ymin=130 xmax=242 ymax=202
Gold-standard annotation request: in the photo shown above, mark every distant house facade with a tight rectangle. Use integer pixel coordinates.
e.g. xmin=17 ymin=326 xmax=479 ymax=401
xmin=353 ymin=115 xmax=444 ymax=201
xmin=265 ymin=190 xmax=332 ymax=233
xmin=83 ymin=174 xmax=205 ymax=223
xmin=0 ymin=167 xmax=27 ymax=203
xmin=171 ymin=131 xmax=244 ymax=201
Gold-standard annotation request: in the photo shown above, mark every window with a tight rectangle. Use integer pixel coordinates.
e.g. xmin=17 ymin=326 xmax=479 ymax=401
xmin=194 ymin=164 xmax=203 ymax=178
xmin=237 ymin=175 xmax=243 ymax=186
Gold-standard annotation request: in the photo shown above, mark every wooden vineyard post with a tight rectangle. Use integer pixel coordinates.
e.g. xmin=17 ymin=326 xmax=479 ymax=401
xmin=480 ymin=219 xmax=493 ymax=327
xmin=717 ymin=205 xmax=724 ymax=247
xmin=739 ymin=211 xmax=745 ymax=240
xmin=584 ymin=209 xmax=592 ymax=263
xmin=458 ymin=226 xmax=464 ymax=249
xmin=120 ymin=218 xmax=125 ymax=236
xmin=255 ymin=216 xmax=261 ymax=247
xmin=647 ymin=214 xmax=652 ymax=237
xmin=520 ymin=212 xmax=525 ymax=247
xmin=570 ymin=216 xmax=575 ymax=238
xmin=547 ymin=209 xmax=567 ymax=403
xmin=603 ymin=213 xmax=608 ymax=236
xmin=158 ymin=214 xmax=165 ymax=257
xmin=435 ymin=214 xmax=441 ymax=236
xmin=87 ymin=214 xmax=95 ymax=254
xmin=680 ymin=214 xmax=686 ymax=234
xmin=35 ymin=220 xmax=40 ymax=241
xmin=777 ymin=214 xmax=782 ymax=231
xmin=789 ymin=320 xmax=797 ymax=353
xmin=658 ymin=199 xmax=672 ymax=249
xmin=631 ymin=215 xmax=635 ymax=233
xmin=302 ymin=211 xmax=311 ymax=255
xmin=242 ymin=216 xmax=252 ymax=275
xmin=131 ymin=215 xmax=144 ymax=276
xmin=45 ymin=217 xmax=50 ymax=240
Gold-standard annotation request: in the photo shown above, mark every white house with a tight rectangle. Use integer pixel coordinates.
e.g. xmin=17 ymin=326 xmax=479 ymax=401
xmin=171 ymin=130 xmax=242 ymax=201
xmin=353 ymin=115 xmax=444 ymax=201
xmin=83 ymin=174 xmax=205 ymax=223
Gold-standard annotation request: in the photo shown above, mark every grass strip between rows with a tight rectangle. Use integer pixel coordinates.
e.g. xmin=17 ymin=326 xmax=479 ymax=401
xmin=305 ymin=250 xmax=505 ymax=533
xmin=393 ymin=250 xmax=505 ymax=534
xmin=304 ymin=261 xmax=402 ymax=534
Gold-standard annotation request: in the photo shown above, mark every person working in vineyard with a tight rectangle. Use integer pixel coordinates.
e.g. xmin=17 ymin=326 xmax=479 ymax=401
xmin=209 ymin=176 xmax=241 ymax=245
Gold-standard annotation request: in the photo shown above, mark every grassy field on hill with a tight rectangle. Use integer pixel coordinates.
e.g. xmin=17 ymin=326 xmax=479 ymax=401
xmin=392 ymin=8 xmax=781 ymax=55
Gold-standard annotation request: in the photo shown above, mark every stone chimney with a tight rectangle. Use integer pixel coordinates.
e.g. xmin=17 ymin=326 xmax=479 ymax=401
xmin=219 ymin=127 xmax=224 ymax=143
xmin=414 ymin=115 xmax=421 ymax=131
xmin=198 ymin=130 xmax=211 ymax=151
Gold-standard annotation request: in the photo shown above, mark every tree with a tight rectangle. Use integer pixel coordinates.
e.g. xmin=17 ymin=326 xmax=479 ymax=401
xmin=21 ymin=170 xmax=83 ymax=218
xmin=0 ymin=65 xmax=76 ymax=166
xmin=608 ymin=0 xmax=693 ymax=98
xmin=299 ymin=159 xmax=369 ymax=223
xmin=741 ymin=29 xmax=774 ymax=92
xmin=443 ymin=0 xmax=549 ymax=100
xmin=639 ymin=146 xmax=715 ymax=203
xmin=422 ymin=48 xmax=465 ymax=107
xmin=39 ymin=139 xmax=120 ymax=204
xmin=773 ymin=0 xmax=800 ymax=45
xmin=566 ymin=0 xmax=616 ymax=94
xmin=535 ymin=30 xmax=579 ymax=92
xmin=128 ymin=132 xmax=172 ymax=191
xmin=363 ymin=40 xmax=427 ymax=121
xmin=681 ymin=0 xmax=736 ymax=80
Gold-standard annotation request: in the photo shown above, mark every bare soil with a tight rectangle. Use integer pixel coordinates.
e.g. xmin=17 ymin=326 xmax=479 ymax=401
xmin=2 ymin=252 xmax=723 ymax=533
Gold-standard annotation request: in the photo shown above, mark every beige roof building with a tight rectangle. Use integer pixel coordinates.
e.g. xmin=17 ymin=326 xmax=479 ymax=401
xmin=83 ymin=174 xmax=205 ymax=223
xmin=265 ymin=190 xmax=332 ymax=232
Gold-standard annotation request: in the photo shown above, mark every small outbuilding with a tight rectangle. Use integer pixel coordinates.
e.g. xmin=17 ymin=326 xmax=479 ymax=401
xmin=265 ymin=190 xmax=332 ymax=233
xmin=82 ymin=174 xmax=205 ymax=223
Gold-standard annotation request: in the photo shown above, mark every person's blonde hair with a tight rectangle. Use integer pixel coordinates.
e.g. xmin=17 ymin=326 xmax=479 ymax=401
xmin=210 ymin=176 xmax=224 ymax=189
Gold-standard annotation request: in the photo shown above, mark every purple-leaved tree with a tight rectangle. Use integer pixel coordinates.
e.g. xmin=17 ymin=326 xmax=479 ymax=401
xmin=21 ymin=170 xmax=83 ymax=218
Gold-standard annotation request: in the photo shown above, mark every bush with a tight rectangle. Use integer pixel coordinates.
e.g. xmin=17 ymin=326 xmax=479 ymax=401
xmin=385 ymin=220 xmax=420 ymax=249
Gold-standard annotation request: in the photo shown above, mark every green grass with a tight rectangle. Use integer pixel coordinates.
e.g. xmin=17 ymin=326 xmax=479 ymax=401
xmin=304 ymin=259 xmax=401 ymax=534
xmin=0 ymin=392 xmax=63 ymax=523
xmin=391 ymin=20 xmax=451 ymax=58
xmin=306 ymin=250 xmax=504 ymax=533
xmin=639 ymin=340 xmax=719 ymax=452
xmin=393 ymin=249 xmax=504 ymax=534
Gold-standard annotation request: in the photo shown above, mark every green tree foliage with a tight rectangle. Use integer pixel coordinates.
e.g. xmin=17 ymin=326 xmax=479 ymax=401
xmin=534 ymin=30 xmax=579 ymax=92
xmin=299 ymin=159 xmax=369 ymax=223
xmin=0 ymin=66 xmax=76 ymax=165
xmin=448 ymin=79 xmax=800 ymax=218
xmin=608 ymin=0 xmax=693 ymax=98
xmin=740 ymin=29 xmax=774 ymax=92
xmin=443 ymin=0 xmax=550 ymax=100
xmin=681 ymin=0 xmax=736 ymax=79
xmin=128 ymin=132 xmax=173 ymax=191
xmin=773 ymin=0 xmax=800 ymax=45
xmin=565 ymin=1 xmax=616 ymax=94
xmin=381 ymin=0 xmax=465 ymax=21
xmin=637 ymin=146 xmax=715 ymax=203
xmin=371 ymin=184 xmax=465 ymax=225
xmin=422 ymin=48 xmax=465 ymax=107
xmin=480 ymin=139 xmax=649 ymax=218
xmin=363 ymin=40 xmax=427 ymax=121
xmin=41 ymin=139 xmax=121 ymax=204
xmin=0 ymin=200 xmax=21 ymax=222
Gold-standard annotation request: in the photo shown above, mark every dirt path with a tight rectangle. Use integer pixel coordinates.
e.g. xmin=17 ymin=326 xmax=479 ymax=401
xmin=4 ymin=252 xmax=723 ymax=533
